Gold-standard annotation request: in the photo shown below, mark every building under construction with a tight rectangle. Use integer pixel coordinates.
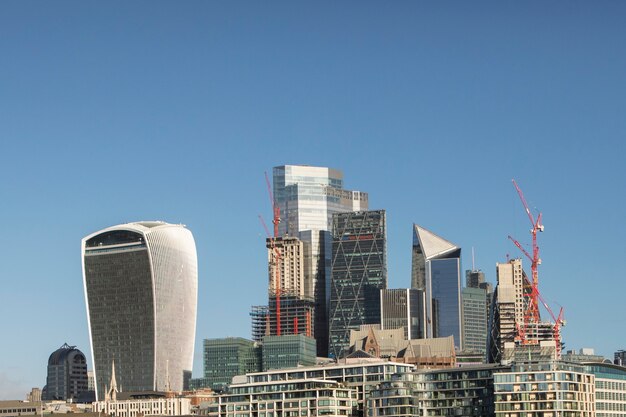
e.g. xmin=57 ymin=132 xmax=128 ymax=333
xmin=488 ymin=180 xmax=565 ymax=363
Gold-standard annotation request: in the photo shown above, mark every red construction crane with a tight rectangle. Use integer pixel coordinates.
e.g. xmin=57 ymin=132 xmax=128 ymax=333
xmin=264 ymin=171 xmax=283 ymax=335
xmin=259 ymin=214 xmax=282 ymax=336
xmin=511 ymin=179 xmax=543 ymax=337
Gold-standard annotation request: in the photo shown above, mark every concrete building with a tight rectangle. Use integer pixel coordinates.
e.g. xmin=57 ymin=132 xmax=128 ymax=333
xmin=93 ymin=394 xmax=191 ymax=417
xmin=42 ymin=343 xmax=88 ymax=401
xmin=26 ymin=388 xmax=41 ymax=402
xmin=266 ymin=236 xmax=306 ymax=297
xmin=493 ymin=361 xmax=596 ymax=417
xmin=0 ymin=401 xmax=44 ymax=417
xmin=82 ymin=221 xmax=198 ymax=398
xmin=462 ymin=286 xmax=488 ymax=355
xmin=273 ymin=165 xmax=368 ymax=356
xmin=380 ymin=288 xmax=425 ymax=340
xmin=328 ymin=210 xmax=387 ymax=359
xmin=488 ymin=258 xmax=525 ymax=363
xmin=562 ymin=348 xmax=606 ymax=364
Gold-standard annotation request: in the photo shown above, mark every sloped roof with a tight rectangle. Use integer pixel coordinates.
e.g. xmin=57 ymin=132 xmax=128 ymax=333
xmin=413 ymin=224 xmax=459 ymax=260
xmin=397 ymin=336 xmax=455 ymax=358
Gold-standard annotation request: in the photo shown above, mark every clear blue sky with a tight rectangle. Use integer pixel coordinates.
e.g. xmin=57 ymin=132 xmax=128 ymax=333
xmin=1 ymin=1 xmax=624 ymax=399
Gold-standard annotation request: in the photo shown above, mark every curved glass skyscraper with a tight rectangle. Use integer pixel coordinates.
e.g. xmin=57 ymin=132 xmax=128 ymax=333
xmin=82 ymin=221 xmax=197 ymax=399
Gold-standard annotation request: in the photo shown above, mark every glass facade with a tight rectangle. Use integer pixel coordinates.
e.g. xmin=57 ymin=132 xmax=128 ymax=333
xmin=262 ymin=335 xmax=317 ymax=371
xmin=462 ymin=286 xmax=488 ymax=354
xmin=82 ymin=222 xmax=197 ymax=399
xmin=203 ymin=338 xmax=262 ymax=391
xmin=273 ymin=165 xmax=368 ymax=357
xmin=329 ymin=210 xmax=387 ymax=359
xmin=380 ymin=288 xmax=425 ymax=340
xmin=412 ymin=225 xmax=462 ymax=349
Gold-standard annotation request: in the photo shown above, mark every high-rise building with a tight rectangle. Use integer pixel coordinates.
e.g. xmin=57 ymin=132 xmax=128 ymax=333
xmin=411 ymin=225 xmax=462 ymax=349
xmin=42 ymin=343 xmax=88 ymax=401
xmin=615 ymin=350 xmax=626 ymax=366
xmin=267 ymin=295 xmax=314 ymax=337
xmin=487 ymin=259 xmax=524 ymax=363
xmin=461 ymin=287 xmax=488 ymax=354
xmin=265 ymin=236 xmax=315 ymax=337
xmin=328 ymin=210 xmax=387 ymax=359
xmin=82 ymin=221 xmax=197 ymax=398
xmin=273 ymin=165 xmax=368 ymax=356
xmin=380 ymin=288 xmax=425 ymax=340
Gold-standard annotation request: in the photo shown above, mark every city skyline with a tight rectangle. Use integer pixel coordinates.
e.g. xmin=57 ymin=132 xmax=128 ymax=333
xmin=1 ymin=2 xmax=625 ymax=400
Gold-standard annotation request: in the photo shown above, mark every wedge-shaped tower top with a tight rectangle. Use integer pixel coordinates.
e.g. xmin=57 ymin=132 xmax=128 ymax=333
xmin=413 ymin=224 xmax=459 ymax=260
xmin=411 ymin=224 xmax=462 ymax=349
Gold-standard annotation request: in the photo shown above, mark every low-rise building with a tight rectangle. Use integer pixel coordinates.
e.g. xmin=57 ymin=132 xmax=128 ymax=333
xmin=584 ymin=362 xmax=626 ymax=417
xmin=206 ymin=379 xmax=357 ymax=417
xmin=494 ymin=361 xmax=596 ymax=417
xmin=93 ymin=395 xmax=191 ymax=417
xmin=368 ymin=364 xmax=505 ymax=417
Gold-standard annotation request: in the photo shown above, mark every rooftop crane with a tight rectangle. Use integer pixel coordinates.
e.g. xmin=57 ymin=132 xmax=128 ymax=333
xmin=511 ymin=179 xmax=543 ymax=335
xmin=263 ymin=171 xmax=282 ymax=335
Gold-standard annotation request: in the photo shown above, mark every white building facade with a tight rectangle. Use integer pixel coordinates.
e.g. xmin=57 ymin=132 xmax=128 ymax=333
xmin=82 ymin=221 xmax=198 ymax=398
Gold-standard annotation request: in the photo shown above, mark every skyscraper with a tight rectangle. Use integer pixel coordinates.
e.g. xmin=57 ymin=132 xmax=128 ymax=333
xmin=273 ymin=165 xmax=368 ymax=356
xmin=380 ymin=288 xmax=425 ymax=340
xmin=461 ymin=287 xmax=487 ymax=354
xmin=328 ymin=210 xmax=387 ymax=358
xmin=265 ymin=235 xmax=314 ymax=337
xmin=82 ymin=221 xmax=197 ymax=399
xmin=487 ymin=258 xmax=525 ymax=363
xmin=411 ymin=224 xmax=462 ymax=349
xmin=42 ymin=343 xmax=88 ymax=401
xmin=462 ymin=269 xmax=491 ymax=356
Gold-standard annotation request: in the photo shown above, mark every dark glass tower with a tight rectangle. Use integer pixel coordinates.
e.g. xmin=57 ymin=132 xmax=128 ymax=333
xmin=328 ymin=210 xmax=387 ymax=359
xmin=412 ymin=224 xmax=462 ymax=349
xmin=42 ymin=343 xmax=88 ymax=401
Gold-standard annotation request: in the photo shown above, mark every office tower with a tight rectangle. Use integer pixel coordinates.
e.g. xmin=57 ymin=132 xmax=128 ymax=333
xmin=41 ymin=343 xmax=88 ymax=401
xmin=461 ymin=287 xmax=488 ymax=354
xmin=273 ymin=165 xmax=368 ymax=356
xmin=328 ymin=210 xmax=387 ymax=359
xmin=250 ymin=305 xmax=269 ymax=343
xmin=82 ymin=221 xmax=197 ymax=399
xmin=262 ymin=334 xmax=317 ymax=371
xmin=380 ymin=289 xmax=425 ymax=340
xmin=203 ymin=338 xmax=262 ymax=391
xmin=615 ymin=350 xmax=626 ymax=366
xmin=411 ymin=225 xmax=462 ymax=349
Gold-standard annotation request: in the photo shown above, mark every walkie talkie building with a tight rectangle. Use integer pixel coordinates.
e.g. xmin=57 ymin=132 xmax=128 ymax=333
xmin=82 ymin=221 xmax=197 ymax=399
